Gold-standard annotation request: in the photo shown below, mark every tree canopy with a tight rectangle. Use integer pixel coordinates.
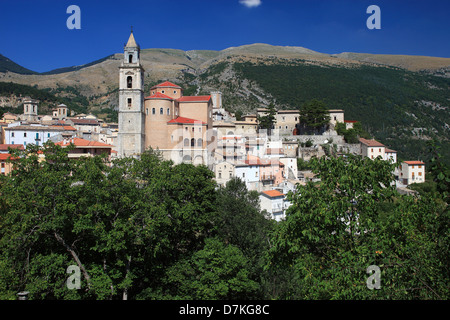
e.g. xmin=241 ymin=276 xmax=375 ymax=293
xmin=0 ymin=142 xmax=447 ymax=300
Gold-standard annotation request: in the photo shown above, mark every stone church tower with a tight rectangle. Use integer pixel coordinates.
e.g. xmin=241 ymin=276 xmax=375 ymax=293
xmin=117 ymin=30 xmax=145 ymax=157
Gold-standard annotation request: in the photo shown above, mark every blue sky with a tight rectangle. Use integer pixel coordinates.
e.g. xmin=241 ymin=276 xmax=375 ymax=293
xmin=0 ymin=0 xmax=449 ymax=73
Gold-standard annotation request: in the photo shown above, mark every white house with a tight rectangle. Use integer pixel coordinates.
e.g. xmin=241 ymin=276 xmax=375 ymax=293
xmin=235 ymin=161 xmax=260 ymax=191
xmin=259 ymin=189 xmax=288 ymax=221
xmin=385 ymin=148 xmax=397 ymax=163
xmin=359 ymin=138 xmax=385 ymax=160
xmin=3 ymin=123 xmax=76 ymax=147
xmin=398 ymin=161 xmax=425 ymax=185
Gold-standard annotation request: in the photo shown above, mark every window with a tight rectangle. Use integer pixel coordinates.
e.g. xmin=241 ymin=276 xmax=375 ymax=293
xmin=11 ymin=132 xmax=14 ymax=137
xmin=419 ymin=165 xmax=422 ymax=169
xmin=128 ymin=54 xmax=133 ymax=63
xmin=419 ymin=172 xmax=422 ymax=176
xmin=160 ymin=108 xmax=163 ymax=115
xmin=161 ymin=90 xmax=165 ymax=94
xmin=184 ymin=138 xmax=189 ymax=147
xmin=197 ymin=138 xmax=202 ymax=147
xmin=243 ymin=172 xmax=245 ymax=178
xmin=218 ymin=172 xmax=222 ymax=179
xmin=24 ymin=133 xmax=27 ymax=137
xmin=174 ymin=90 xmax=177 ymax=94
xmin=379 ymin=148 xmax=381 ymax=152
xmin=1 ymin=163 xmax=4 ymax=168
xmin=167 ymin=108 xmax=170 ymax=115
xmin=127 ymin=98 xmax=132 ymax=108
xmin=146 ymin=108 xmax=148 ymax=115
xmin=152 ymin=108 xmax=155 ymax=115
xmin=127 ymin=76 xmax=132 ymax=89
xmin=191 ymin=138 xmax=195 ymax=147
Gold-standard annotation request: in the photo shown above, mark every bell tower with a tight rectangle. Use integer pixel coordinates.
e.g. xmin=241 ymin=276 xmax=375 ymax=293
xmin=118 ymin=29 xmax=145 ymax=157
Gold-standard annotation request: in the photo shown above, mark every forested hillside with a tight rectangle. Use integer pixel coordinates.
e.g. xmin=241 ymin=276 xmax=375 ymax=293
xmin=196 ymin=58 xmax=450 ymax=165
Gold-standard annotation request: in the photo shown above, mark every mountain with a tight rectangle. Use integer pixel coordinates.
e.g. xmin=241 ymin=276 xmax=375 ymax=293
xmin=0 ymin=54 xmax=37 ymax=75
xmin=0 ymin=43 xmax=449 ymax=165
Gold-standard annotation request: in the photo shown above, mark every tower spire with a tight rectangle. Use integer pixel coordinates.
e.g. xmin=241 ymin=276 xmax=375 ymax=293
xmin=125 ymin=28 xmax=138 ymax=48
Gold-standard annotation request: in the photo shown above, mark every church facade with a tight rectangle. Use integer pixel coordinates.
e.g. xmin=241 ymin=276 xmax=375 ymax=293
xmin=117 ymin=31 xmax=214 ymax=165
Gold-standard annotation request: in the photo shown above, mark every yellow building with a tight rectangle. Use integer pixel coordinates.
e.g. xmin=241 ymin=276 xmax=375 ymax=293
xmin=143 ymin=81 xmax=214 ymax=165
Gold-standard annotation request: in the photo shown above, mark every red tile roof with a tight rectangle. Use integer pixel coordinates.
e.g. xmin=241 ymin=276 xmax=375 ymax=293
xmin=344 ymin=120 xmax=358 ymax=123
xmin=0 ymin=153 xmax=14 ymax=161
xmin=177 ymin=95 xmax=211 ymax=103
xmin=145 ymin=92 xmax=174 ymax=100
xmin=261 ymin=190 xmax=284 ymax=198
xmin=0 ymin=144 xmax=24 ymax=151
xmin=404 ymin=161 xmax=425 ymax=165
xmin=150 ymin=81 xmax=181 ymax=89
xmin=359 ymin=138 xmax=385 ymax=147
xmin=385 ymin=148 xmax=397 ymax=153
xmin=55 ymin=138 xmax=113 ymax=148
xmin=167 ymin=116 xmax=207 ymax=125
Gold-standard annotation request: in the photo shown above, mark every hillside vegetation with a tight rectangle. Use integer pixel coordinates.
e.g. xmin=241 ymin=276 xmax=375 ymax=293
xmin=194 ymin=58 xmax=450 ymax=165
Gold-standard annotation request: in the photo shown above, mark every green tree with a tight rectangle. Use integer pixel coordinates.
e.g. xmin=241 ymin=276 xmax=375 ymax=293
xmin=257 ymin=103 xmax=277 ymax=135
xmin=159 ymin=237 xmax=259 ymax=299
xmin=266 ymin=154 xmax=448 ymax=299
xmin=298 ymin=99 xmax=330 ymax=134
xmin=0 ymin=144 xmax=218 ymax=300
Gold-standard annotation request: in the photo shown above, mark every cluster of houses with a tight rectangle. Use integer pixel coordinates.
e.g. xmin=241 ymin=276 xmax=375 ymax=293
xmin=0 ymin=98 xmax=118 ymax=176
xmin=0 ymin=90 xmax=426 ymax=222
xmin=0 ymin=33 xmax=426 ymax=222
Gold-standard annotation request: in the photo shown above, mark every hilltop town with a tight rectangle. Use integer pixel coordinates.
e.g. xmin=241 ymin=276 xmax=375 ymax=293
xmin=0 ymin=31 xmax=428 ymax=223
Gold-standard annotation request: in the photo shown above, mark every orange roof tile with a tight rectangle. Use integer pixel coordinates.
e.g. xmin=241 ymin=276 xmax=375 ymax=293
xmin=359 ymin=138 xmax=385 ymax=147
xmin=404 ymin=161 xmax=425 ymax=165
xmin=167 ymin=116 xmax=207 ymax=125
xmin=150 ymin=81 xmax=181 ymax=89
xmin=177 ymin=95 xmax=211 ymax=103
xmin=55 ymin=138 xmax=113 ymax=148
xmin=145 ymin=92 xmax=174 ymax=100
xmin=261 ymin=190 xmax=284 ymax=198
xmin=0 ymin=144 xmax=24 ymax=151
xmin=0 ymin=153 xmax=18 ymax=161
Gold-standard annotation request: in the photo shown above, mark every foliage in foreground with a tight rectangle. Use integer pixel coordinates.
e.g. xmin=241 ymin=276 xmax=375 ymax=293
xmin=0 ymin=143 xmax=448 ymax=300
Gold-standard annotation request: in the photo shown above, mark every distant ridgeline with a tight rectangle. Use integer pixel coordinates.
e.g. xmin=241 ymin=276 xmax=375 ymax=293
xmin=0 ymin=54 xmax=37 ymax=75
